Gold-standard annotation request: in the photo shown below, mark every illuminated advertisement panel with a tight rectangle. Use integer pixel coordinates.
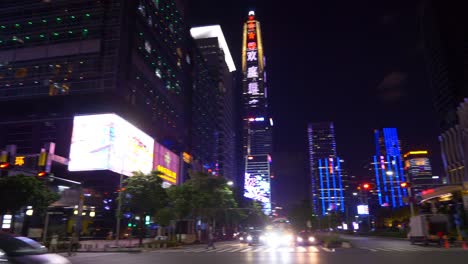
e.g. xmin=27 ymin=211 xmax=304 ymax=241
xmin=153 ymin=142 xmax=180 ymax=185
xmin=357 ymin=205 xmax=369 ymax=215
xmin=68 ymin=114 xmax=154 ymax=176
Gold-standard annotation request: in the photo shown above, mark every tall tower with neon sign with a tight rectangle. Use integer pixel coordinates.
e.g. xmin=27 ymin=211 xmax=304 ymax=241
xmin=242 ymin=11 xmax=272 ymax=214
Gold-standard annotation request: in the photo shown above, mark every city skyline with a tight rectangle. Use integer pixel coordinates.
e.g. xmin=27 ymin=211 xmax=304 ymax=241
xmin=186 ymin=0 xmax=443 ymax=208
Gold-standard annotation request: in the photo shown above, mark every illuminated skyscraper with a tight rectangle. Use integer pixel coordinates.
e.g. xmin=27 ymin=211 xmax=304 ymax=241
xmin=403 ymin=150 xmax=439 ymax=194
xmin=242 ymin=11 xmax=272 ymax=214
xmin=372 ymin=128 xmax=407 ymax=208
xmin=307 ymin=122 xmax=346 ymax=216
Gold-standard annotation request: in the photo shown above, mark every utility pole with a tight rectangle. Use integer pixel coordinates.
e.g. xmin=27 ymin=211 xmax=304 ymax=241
xmin=115 ymin=173 xmax=123 ymax=245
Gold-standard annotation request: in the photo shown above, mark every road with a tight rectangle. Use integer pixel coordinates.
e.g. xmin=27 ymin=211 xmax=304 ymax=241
xmin=66 ymin=238 xmax=468 ymax=264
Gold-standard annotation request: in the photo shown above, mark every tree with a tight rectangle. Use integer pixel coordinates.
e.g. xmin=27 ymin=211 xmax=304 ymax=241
xmin=0 ymin=175 xmax=59 ymax=216
xmin=184 ymin=171 xmax=237 ymax=226
xmin=121 ymin=171 xmax=169 ymax=246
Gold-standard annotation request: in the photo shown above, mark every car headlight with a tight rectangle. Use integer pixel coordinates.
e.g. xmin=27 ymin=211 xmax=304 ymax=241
xmin=240 ymin=237 xmax=244 ymax=241
xmin=247 ymin=235 xmax=252 ymax=241
xmin=309 ymin=237 xmax=315 ymax=242
xmin=297 ymin=237 xmax=303 ymax=242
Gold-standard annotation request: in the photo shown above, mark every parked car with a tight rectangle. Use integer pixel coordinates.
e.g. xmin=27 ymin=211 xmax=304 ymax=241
xmin=0 ymin=232 xmax=71 ymax=264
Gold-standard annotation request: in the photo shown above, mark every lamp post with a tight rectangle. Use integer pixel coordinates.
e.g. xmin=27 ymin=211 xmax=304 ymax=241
xmin=115 ymin=173 xmax=123 ymax=245
xmin=400 ymin=182 xmax=415 ymax=217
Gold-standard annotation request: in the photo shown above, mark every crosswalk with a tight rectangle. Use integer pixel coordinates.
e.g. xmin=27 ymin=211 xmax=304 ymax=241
xmin=359 ymin=246 xmax=464 ymax=252
xmin=153 ymin=245 xmax=323 ymax=254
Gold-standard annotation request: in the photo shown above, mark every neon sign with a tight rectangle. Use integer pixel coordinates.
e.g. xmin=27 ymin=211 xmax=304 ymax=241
xmin=156 ymin=165 xmax=177 ymax=184
xmin=247 ymin=42 xmax=257 ymax=50
xmin=247 ymin=66 xmax=258 ymax=78
xmin=248 ymin=82 xmax=259 ymax=94
xmin=247 ymin=51 xmax=257 ymax=62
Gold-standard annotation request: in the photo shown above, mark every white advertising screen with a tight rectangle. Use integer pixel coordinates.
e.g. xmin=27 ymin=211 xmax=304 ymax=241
xmin=357 ymin=205 xmax=369 ymax=215
xmin=68 ymin=114 xmax=154 ymax=176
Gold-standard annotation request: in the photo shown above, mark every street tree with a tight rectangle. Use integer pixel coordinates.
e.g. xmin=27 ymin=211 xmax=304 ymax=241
xmin=184 ymin=171 xmax=237 ymax=227
xmin=121 ymin=171 xmax=169 ymax=246
xmin=0 ymin=174 xmax=59 ymax=217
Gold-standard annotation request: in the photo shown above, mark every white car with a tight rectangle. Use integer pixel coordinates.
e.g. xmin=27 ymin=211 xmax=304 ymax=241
xmin=0 ymin=232 xmax=71 ymax=264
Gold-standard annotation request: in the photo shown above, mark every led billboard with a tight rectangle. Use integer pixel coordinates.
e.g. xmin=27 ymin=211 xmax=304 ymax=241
xmin=357 ymin=205 xmax=369 ymax=215
xmin=68 ymin=114 xmax=154 ymax=176
xmin=154 ymin=142 xmax=180 ymax=185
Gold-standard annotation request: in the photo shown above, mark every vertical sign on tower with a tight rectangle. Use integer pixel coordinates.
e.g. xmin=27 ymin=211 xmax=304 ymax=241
xmin=242 ymin=11 xmax=272 ymax=214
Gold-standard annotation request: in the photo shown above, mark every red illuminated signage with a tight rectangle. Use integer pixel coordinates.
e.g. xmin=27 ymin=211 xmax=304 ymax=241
xmin=247 ymin=22 xmax=255 ymax=30
xmin=422 ymin=189 xmax=435 ymax=195
xmin=248 ymin=32 xmax=256 ymax=40
xmin=248 ymin=42 xmax=257 ymax=50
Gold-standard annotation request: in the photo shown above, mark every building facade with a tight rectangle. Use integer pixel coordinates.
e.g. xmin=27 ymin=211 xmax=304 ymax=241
xmin=190 ymin=25 xmax=237 ymax=182
xmin=421 ymin=1 xmax=468 ymax=184
xmin=0 ymin=0 xmax=193 ymax=157
xmin=372 ymin=128 xmax=407 ymax=208
xmin=241 ymin=11 xmax=272 ymax=214
xmin=403 ymin=150 xmax=439 ymax=194
xmin=307 ymin=122 xmax=347 ymax=216
xmin=439 ymin=99 xmax=468 ymax=184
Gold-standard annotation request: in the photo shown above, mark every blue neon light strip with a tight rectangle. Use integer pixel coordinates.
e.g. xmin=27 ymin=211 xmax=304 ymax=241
xmin=387 ymin=155 xmax=396 ymax=207
xmin=319 ymin=159 xmax=325 ymax=215
xmin=337 ymin=158 xmax=344 ymax=212
xmin=373 ymin=156 xmax=383 ymax=205
xmin=325 ymin=159 xmax=331 ymax=212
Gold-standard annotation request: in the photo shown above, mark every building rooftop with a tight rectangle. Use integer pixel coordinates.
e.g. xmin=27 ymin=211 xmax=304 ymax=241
xmin=190 ymin=25 xmax=236 ymax=72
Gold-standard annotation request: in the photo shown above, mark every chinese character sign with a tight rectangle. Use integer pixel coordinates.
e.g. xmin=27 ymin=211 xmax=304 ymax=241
xmin=247 ymin=51 xmax=257 ymax=62
xmin=247 ymin=66 xmax=258 ymax=78
xmin=248 ymin=82 xmax=259 ymax=95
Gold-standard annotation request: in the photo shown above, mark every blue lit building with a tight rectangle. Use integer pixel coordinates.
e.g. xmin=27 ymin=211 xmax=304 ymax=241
xmin=307 ymin=122 xmax=347 ymax=216
xmin=372 ymin=128 xmax=407 ymax=208
xmin=317 ymin=157 xmax=345 ymax=214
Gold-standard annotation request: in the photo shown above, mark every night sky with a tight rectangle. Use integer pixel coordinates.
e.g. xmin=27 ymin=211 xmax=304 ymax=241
xmin=186 ymin=0 xmax=441 ymax=208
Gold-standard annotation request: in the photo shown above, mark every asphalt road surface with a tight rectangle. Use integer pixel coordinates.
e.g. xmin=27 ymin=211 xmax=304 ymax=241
xmin=66 ymin=238 xmax=468 ymax=264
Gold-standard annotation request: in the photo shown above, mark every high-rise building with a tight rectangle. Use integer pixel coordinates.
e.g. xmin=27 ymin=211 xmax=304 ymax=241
xmin=421 ymin=1 xmax=468 ymax=183
xmin=372 ymin=128 xmax=407 ymax=208
xmin=0 ymin=0 xmax=193 ymax=158
xmin=307 ymin=122 xmax=347 ymax=216
xmin=439 ymin=99 xmax=468 ymax=184
xmin=241 ymin=11 xmax=273 ymax=214
xmin=403 ymin=150 xmax=439 ymax=194
xmin=190 ymin=25 xmax=237 ymax=182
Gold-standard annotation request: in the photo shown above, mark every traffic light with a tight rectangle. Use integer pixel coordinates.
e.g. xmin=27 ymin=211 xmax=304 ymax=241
xmin=359 ymin=183 xmax=374 ymax=191
xmin=400 ymin=182 xmax=411 ymax=188
xmin=0 ymin=162 xmax=11 ymax=170
xmin=36 ymin=171 xmax=51 ymax=180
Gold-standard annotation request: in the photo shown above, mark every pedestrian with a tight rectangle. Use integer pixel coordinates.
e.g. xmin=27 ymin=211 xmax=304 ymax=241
xmin=68 ymin=232 xmax=80 ymax=256
xmin=49 ymin=233 xmax=58 ymax=253
xmin=206 ymin=226 xmax=216 ymax=250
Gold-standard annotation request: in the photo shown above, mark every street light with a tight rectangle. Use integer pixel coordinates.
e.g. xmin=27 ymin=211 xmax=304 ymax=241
xmin=386 ymin=171 xmax=394 ymax=176
xmin=227 ymin=181 xmax=234 ymax=186
xmin=400 ymin=182 xmax=415 ymax=217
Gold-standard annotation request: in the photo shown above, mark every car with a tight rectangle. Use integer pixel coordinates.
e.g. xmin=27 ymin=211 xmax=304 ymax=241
xmin=238 ymin=232 xmax=249 ymax=243
xmin=0 ymin=232 xmax=71 ymax=264
xmin=245 ymin=230 xmax=264 ymax=246
xmin=295 ymin=231 xmax=318 ymax=246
